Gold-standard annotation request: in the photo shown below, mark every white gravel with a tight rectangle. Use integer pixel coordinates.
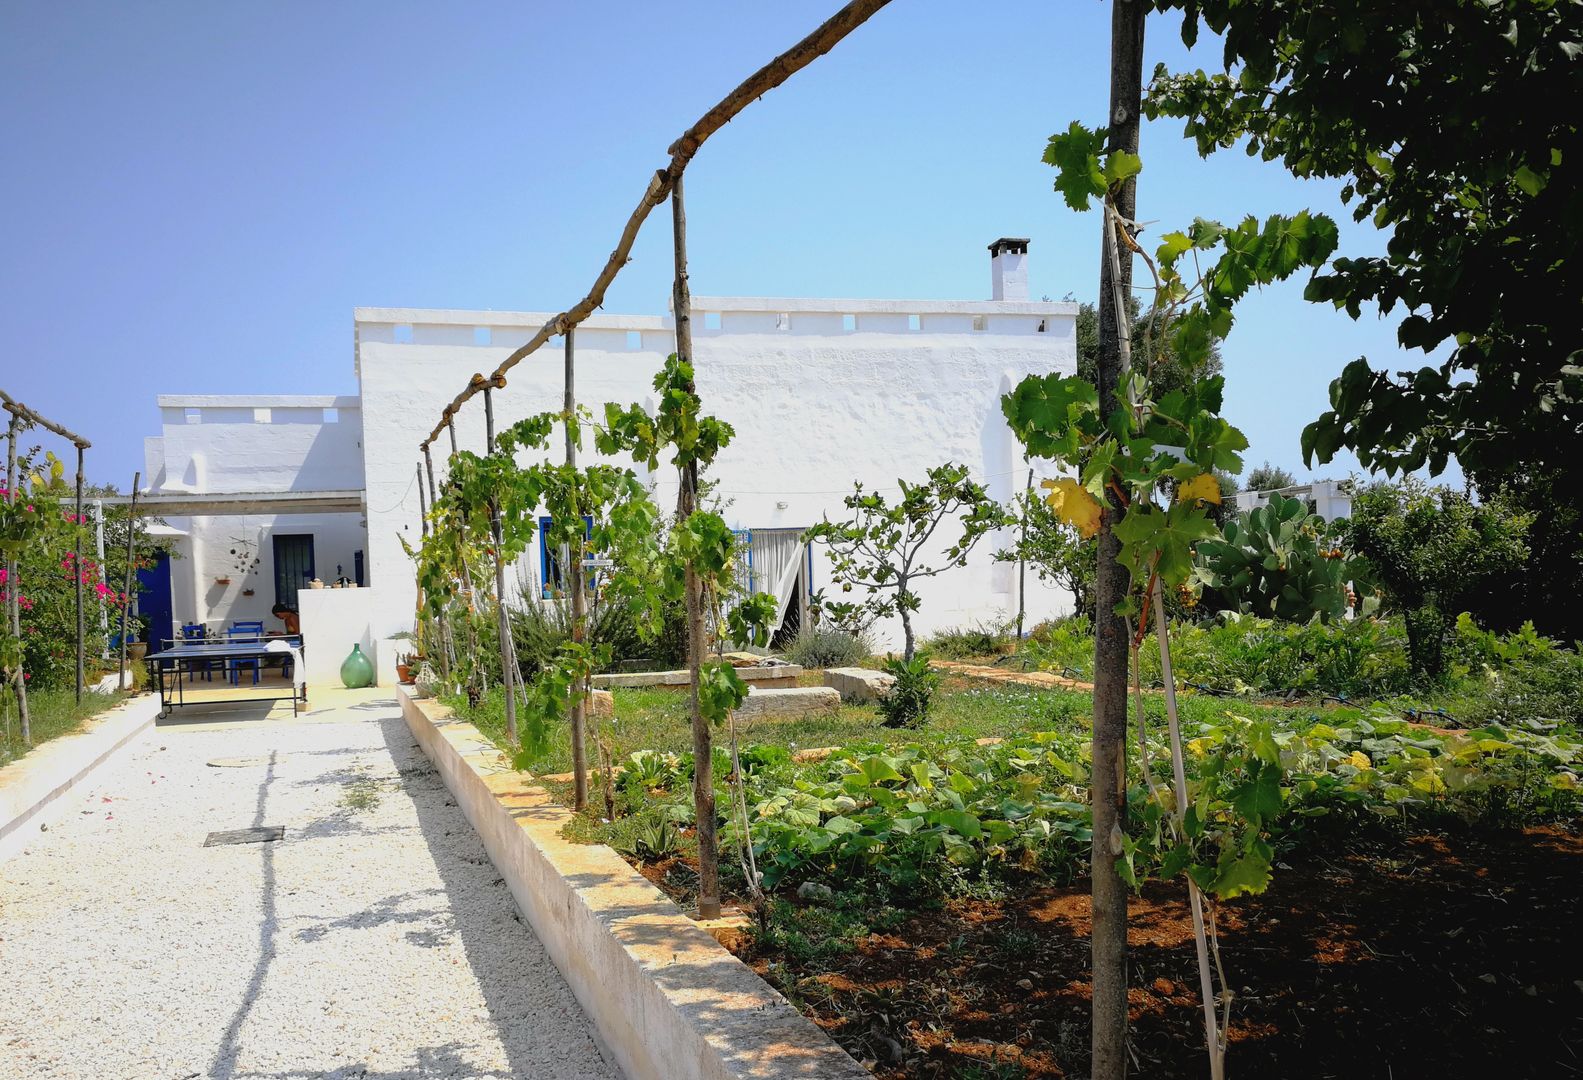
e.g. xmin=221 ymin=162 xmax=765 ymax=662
xmin=0 ymin=693 xmax=622 ymax=1080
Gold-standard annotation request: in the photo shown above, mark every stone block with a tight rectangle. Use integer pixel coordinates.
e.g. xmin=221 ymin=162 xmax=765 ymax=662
xmin=823 ymin=666 xmax=895 ymax=704
xmin=593 ymin=664 xmax=803 ymax=689
xmin=735 ymin=686 xmax=841 ymax=721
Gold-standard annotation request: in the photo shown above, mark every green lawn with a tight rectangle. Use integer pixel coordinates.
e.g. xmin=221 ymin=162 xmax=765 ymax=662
xmin=0 ymin=686 xmax=130 ymax=769
xmin=446 ymin=672 xmax=1353 ymax=778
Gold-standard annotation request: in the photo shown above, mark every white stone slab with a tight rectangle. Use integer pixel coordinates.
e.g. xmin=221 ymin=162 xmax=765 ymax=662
xmin=822 ymin=667 xmax=895 ymax=704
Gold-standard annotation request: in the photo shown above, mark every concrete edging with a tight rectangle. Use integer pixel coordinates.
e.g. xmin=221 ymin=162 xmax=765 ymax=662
xmin=0 ymin=691 xmax=161 ymax=865
xmin=398 ymin=687 xmax=868 ymax=1080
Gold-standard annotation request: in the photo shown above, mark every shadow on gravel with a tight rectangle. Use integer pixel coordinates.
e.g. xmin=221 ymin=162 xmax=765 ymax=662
xmin=380 ymin=714 xmax=614 ymax=1078
xmin=208 ymin=750 xmax=281 ymax=1080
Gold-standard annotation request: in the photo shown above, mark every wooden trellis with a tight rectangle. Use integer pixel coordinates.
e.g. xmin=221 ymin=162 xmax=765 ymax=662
xmin=408 ymin=0 xmax=893 ymax=920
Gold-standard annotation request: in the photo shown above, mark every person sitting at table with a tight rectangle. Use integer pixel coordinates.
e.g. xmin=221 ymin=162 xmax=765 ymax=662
xmin=271 ymin=603 xmax=300 ymax=635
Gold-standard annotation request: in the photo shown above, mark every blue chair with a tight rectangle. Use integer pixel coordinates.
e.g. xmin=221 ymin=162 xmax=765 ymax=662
xmin=180 ymin=623 xmax=215 ymax=682
xmin=227 ymin=625 xmax=263 ymax=686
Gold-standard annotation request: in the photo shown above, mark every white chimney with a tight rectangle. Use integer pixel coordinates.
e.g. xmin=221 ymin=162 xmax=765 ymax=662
xmin=989 ymin=237 xmax=1030 ymax=301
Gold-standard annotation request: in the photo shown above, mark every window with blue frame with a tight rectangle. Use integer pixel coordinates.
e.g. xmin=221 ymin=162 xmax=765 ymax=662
xmin=538 ymin=515 xmax=594 ymax=597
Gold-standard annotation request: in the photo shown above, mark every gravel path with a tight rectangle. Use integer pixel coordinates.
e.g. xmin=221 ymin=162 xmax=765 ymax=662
xmin=0 ymin=693 xmax=621 ymax=1080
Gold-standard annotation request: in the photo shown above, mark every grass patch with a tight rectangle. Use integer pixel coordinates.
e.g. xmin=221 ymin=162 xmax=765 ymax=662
xmin=0 ymin=687 xmax=129 ymax=769
xmin=338 ymin=773 xmax=386 ymax=812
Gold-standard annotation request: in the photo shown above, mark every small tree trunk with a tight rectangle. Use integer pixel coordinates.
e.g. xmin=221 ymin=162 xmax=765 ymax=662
xmin=565 ymin=325 xmax=589 ymax=813
xmin=672 ymin=171 xmax=722 ymax=919
xmin=1090 ymin=3 xmax=1147 ymax=1078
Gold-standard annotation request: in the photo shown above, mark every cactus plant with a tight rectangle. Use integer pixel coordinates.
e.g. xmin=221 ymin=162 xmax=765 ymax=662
xmin=1194 ymin=493 xmax=1370 ymax=623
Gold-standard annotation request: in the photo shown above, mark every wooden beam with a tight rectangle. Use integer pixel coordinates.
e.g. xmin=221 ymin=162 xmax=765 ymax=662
xmin=0 ymin=389 xmax=91 ymax=448
xmin=416 ymin=0 xmax=894 ymax=450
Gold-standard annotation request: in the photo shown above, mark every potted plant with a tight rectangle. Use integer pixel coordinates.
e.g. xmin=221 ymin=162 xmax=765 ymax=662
xmin=396 ymin=652 xmax=417 ymax=685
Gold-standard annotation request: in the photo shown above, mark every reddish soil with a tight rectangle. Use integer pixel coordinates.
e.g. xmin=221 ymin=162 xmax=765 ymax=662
xmin=728 ymin=824 xmax=1583 ymax=1079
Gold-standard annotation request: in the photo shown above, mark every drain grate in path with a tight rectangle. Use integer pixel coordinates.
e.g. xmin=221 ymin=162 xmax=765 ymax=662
xmin=203 ymin=826 xmax=285 ymax=847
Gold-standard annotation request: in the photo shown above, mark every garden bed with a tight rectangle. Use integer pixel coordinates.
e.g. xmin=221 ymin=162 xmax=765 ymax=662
xmin=449 ymin=664 xmax=1582 ymax=1077
xmin=727 ymin=823 xmax=1583 ymax=1078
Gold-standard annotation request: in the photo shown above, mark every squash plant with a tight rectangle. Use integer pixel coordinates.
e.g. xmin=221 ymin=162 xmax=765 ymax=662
xmin=1004 ymin=121 xmax=1339 ymax=1077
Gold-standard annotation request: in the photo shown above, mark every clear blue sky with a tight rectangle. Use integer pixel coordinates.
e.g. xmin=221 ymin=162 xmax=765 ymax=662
xmin=1 ymin=0 xmax=1451 ymax=489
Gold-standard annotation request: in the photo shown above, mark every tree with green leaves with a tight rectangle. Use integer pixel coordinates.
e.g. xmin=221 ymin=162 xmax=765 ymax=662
xmin=1242 ymin=461 xmax=1295 ymax=493
xmin=1342 ymin=479 xmax=1531 ymax=679
xmin=1146 ymin=0 xmax=1582 ymax=485
xmin=998 ymin=486 xmax=1097 ymax=619
xmin=804 ymin=463 xmax=1011 ymax=662
xmin=598 ymin=353 xmax=778 ymax=918
xmin=1075 ymin=296 xmax=1224 ymax=400
xmin=1013 ymin=55 xmax=1340 ymax=1068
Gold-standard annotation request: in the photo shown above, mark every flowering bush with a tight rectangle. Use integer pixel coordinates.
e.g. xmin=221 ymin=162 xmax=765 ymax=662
xmin=2 ymin=449 xmax=130 ymax=692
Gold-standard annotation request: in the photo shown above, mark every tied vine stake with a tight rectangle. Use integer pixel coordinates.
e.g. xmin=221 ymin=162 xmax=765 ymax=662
xmin=1004 ymin=121 xmax=1340 ymax=1078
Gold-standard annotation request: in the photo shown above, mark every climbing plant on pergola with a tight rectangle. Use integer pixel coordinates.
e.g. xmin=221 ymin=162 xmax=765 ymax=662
xmin=1 ymin=388 xmax=96 ymax=745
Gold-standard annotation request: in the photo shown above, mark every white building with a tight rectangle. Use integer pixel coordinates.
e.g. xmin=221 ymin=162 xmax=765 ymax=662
xmin=1227 ymin=479 xmax=1353 ymax=521
xmin=134 ymin=240 xmax=1080 ymax=681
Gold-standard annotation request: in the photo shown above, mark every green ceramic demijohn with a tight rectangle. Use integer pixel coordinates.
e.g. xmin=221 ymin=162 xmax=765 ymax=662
xmin=340 ymin=643 xmax=374 ymax=689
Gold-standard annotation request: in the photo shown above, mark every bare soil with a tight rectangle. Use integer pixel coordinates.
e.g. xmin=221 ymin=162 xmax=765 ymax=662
xmin=723 ymin=824 xmax=1583 ymax=1079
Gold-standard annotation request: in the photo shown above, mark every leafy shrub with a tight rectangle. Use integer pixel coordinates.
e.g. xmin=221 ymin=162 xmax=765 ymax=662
xmin=1342 ymin=479 xmax=1531 ymax=677
xmin=1168 ymin=616 xmax=1414 ymax=700
xmin=782 ymin=625 xmax=871 ymax=669
xmin=923 ymin=621 xmax=1014 ymax=660
xmin=511 ymin=590 xmax=684 ymax=678
xmin=1446 ymin=615 xmax=1583 ymax=727
xmin=1025 ymin=615 xmax=1095 ymax=677
xmin=877 ymin=655 xmax=940 ymax=729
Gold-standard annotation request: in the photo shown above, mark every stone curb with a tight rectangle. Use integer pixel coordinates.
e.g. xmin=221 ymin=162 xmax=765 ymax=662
xmin=0 ymin=692 xmax=161 ymax=865
xmin=398 ymin=687 xmax=868 ymax=1080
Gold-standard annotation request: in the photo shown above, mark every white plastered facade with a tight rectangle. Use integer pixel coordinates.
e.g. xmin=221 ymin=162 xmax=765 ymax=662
xmin=142 ymin=248 xmax=1084 ymax=657
xmin=142 ymin=395 xmax=368 ymax=634
xmin=355 ymin=293 xmax=1081 ymax=652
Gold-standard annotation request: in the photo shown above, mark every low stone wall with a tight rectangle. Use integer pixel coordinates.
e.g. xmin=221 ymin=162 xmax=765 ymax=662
xmin=0 ymin=692 xmax=160 ymax=864
xmin=398 ymin=688 xmax=868 ymax=1080
xmin=593 ymin=665 xmax=802 ymax=690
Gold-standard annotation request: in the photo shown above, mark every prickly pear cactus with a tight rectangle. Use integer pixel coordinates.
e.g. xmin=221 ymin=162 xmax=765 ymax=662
xmin=1195 ymin=493 xmax=1368 ymax=622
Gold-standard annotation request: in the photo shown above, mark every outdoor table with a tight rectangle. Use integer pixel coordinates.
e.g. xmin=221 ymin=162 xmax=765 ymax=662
xmin=146 ymin=636 xmax=306 ymax=717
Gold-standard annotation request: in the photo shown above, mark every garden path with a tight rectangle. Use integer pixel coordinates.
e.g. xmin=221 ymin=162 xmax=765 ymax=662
xmin=0 ymin=688 xmax=621 ymax=1080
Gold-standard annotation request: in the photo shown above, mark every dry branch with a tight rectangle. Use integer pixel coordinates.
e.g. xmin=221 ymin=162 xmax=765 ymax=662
xmin=418 ymin=0 xmax=893 ymax=450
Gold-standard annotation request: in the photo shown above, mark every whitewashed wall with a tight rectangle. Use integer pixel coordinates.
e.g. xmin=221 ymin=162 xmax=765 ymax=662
xmin=156 ymin=511 xmax=368 ymax=632
xmin=146 ymin=394 xmax=363 ymax=494
xmin=356 ymin=297 xmax=1080 ymax=651
xmin=143 ymin=396 xmax=369 ymax=632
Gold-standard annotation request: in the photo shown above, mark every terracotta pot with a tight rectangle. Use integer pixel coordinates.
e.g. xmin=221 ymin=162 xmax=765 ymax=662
xmin=214 ymin=577 xmax=231 ymax=586
xmin=397 ymin=664 xmax=414 ymax=685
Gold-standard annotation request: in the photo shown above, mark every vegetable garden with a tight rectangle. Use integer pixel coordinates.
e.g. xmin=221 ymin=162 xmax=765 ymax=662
xmin=399 ymin=0 xmax=1582 ymax=1076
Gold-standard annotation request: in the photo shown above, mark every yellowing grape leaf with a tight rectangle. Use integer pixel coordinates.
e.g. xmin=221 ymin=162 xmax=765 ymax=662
xmin=1042 ymin=477 xmax=1102 ymax=539
xmin=1177 ymin=472 xmax=1222 ymax=505
xmin=1349 ymin=750 xmax=1373 ymax=769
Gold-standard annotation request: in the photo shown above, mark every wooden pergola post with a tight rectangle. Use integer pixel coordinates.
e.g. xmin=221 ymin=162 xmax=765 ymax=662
xmin=74 ymin=445 xmax=85 ymax=702
xmin=564 ymin=326 xmax=589 ymax=812
xmin=117 ymin=474 xmax=141 ymax=692
xmin=483 ymin=383 xmax=518 ymax=746
xmin=671 ymin=171 xmax=722 ymax=920
xmin=4 ymin=414 xmax=31 ymax=743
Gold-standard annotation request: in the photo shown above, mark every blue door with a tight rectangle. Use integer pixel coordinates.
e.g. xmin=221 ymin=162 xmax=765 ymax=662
xmin=136 ymin=551 xmax=174 ymax=649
